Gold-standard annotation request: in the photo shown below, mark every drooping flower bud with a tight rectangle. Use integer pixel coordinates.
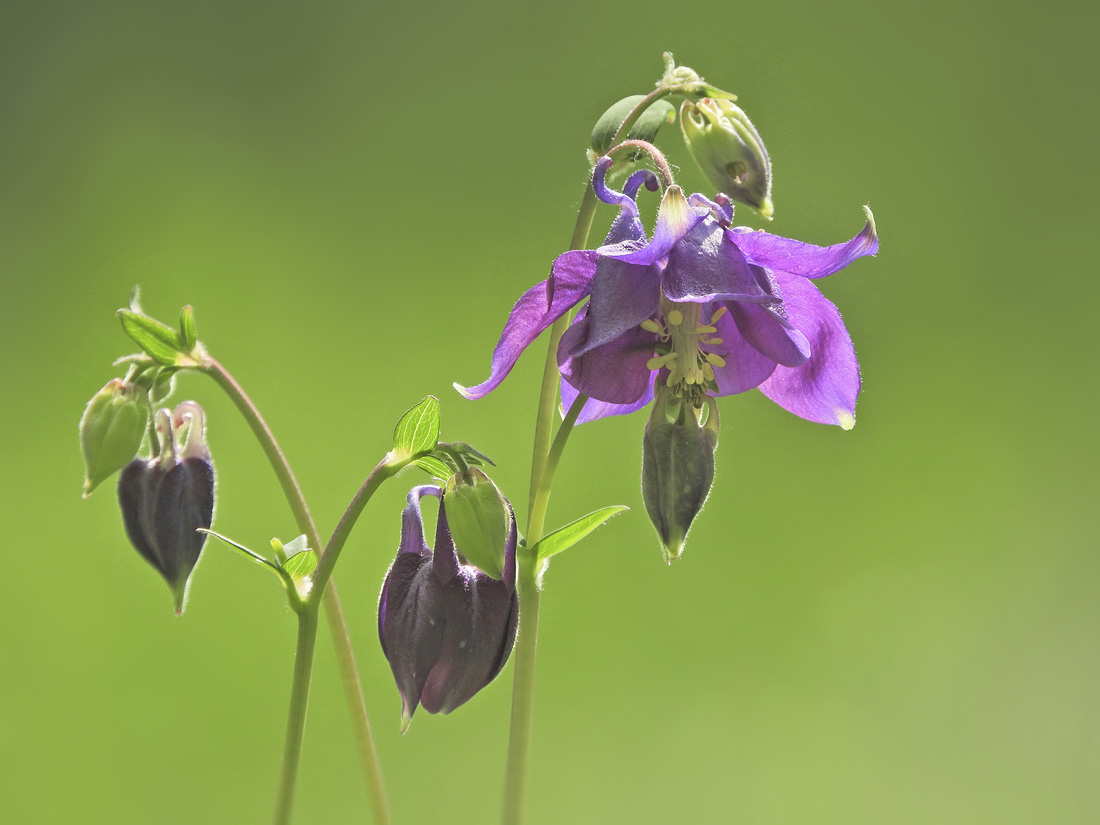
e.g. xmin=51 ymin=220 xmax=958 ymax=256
xmin=378 ymin=485 xmax=518 ymax=731
xmin=442 ymin=467 xmax=512 ymax=580
xmin=641 ymin=389 xmax=720 ymax=563
xmin=680 ymin=98 xmax=773 ymax=218
xmin=80 ymin=377 xmax=149 ymax=498
xmin=117 ymin=401 xmax=214 ymax=614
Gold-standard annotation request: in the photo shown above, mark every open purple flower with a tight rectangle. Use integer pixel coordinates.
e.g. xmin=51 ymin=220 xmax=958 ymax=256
xmin=456 ymin=157 xmax=878 ymax=428
xmin=378 ymin=485 xmax=519 ymax=730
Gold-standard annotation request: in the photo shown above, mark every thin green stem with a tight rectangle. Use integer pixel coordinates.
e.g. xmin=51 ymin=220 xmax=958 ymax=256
xmin=273 ymin=607 xmax=319 ymax=825
xmin=503 ymin=185 xmax=600 ymax=825
xmin=319 ymin=586 xmax=391 ymax=825
xmin=315 ymin=459 xmax=398 ymax=596
xmin=503 ymin=87 xmax=673 ymax=822
xmin=201 ymin=357 xmax=391 ymax=825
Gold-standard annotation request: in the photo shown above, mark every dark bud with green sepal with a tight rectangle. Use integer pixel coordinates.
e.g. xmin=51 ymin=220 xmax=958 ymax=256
xmin=379 ymin=485 xmax=518 ymax=731
xmin=118 ymin=401 xmax=214 ymax=614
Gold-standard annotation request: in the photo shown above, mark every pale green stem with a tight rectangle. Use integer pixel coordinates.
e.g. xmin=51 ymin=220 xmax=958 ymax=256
xmin=273 ymin=607 xmax=319 ymax=825
xmin=202 ymin=357 xmax=391 ymax=825
xmin=502 ymin=188 xmax=601 ymax=825
xmin=315 ymin=459 xmax=399 ymax=595
xmin=502 ymin=90 xmax=672 ymax=823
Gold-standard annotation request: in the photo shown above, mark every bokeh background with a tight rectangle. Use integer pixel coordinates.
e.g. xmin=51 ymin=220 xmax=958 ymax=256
xmin=2 ymin=0 xmax=1096 ymax=823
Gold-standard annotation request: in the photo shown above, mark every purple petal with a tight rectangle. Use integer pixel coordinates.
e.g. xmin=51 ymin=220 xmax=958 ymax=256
xmin=558 ymin=317 xmax=657 ymax=405
xmin=728 ymin=297 xmax=811 ymax=368
xmin=566 ymin=258 xmax=660 ymax=357
xmin=432 ymin=491 xmax=460 ymax=582
xmin=757 ymin=273 xmax=860 ymax=428
xmin=560 ymin=373 xmax=655 ymax=424
xmin=455 ymin=250 xmax=598 ymax=400
xmin=398 ymin=485 xmax=439 ymax=557
xmin=728 ymin=207 xmax=878 ymax=279
xmin=663 ymin=220 xmax=776 ymax=304
xmin=419 ymin=570 xmax=518 ymax=715
xmin=706 ymin=307 xmax=779 ymax=394
xmin=377 ymin=552 xmax=445 ymax=720
xmin=599 ymin=186 xmax=708 ymax=266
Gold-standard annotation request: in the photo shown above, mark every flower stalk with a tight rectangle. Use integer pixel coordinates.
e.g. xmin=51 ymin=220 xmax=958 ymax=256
xmin=502 ymin=152 xmax=608 ymax=824
xmin=201 ymin=356 xmax=392 ymax=825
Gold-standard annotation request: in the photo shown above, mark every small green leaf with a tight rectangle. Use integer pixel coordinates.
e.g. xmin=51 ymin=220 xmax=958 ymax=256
xmin=591 ymin=95 xmax=676 ymax=156
xmin=179 ymin=305 xmax=197 ymax=350
xmin=414 ymin=455 xmax=451 ymax=479
xmin=449 ymin=441 xmax=495 ymax=467
xmin=391 ymin=396 xmax=440 ymax=462
xmin=150 ymin=368 xmax=177 ymax=402
xmin=281 ymin=550 xmax=318 ymax=581
xmin=532 ymin=506 xmax=629 ymax=566
xmin=199 ymin=528 xmax=280 ymax=573
xmin=118 ymin=309 xmax=186 ymax=366
xmin=282 ymin=535 xmax=310 ymax=556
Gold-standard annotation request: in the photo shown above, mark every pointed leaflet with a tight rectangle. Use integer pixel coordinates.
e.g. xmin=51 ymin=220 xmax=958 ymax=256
xmin=391 ymin=396 xmax=440 ymax=462
xmin=118 ymin=309 xmax=188 ymax=365
xmin=530 ymin=506 xmax=629 ymax=571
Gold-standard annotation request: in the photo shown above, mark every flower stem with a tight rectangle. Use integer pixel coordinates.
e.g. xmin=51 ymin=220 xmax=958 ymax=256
xmin=201 ymin=357 xmax=391 ymax=825
xmin=315 ymin=459 xmax=399 ymax=595
xmin=502 ymin=186 xmax=599 ymax=825
xmin=273 ymin=606 xmax=319 ymax=825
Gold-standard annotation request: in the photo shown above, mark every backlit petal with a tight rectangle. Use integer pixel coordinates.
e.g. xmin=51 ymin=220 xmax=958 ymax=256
xmin=454 ymin=250 xmax=598 ymax=399
xmin=757 ymin=273 xmax=860 ymax=427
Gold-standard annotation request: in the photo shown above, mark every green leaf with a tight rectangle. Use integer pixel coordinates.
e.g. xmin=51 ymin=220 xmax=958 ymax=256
xmin=199 ymin=528 xmax=280 ymax=573
xmin=591 ymin=95 xmax=676 ymax=156
xmin=282 ymin=535 xmax=310 ymax=556
xmin=118 ymin=309 xmax=186 ymax=366
xmin=414 ymin=455 xmax=452 ymax=479
xmin=179 ymin=305 xmax=197 ymax=350
xmin=448 ymin=441 xmax=495 ymax=467
xmin=391 ymin=396 xmax=440 ymax=462
xmin=531 ymin=506 xmax=629 ymax=567
xmin=281 ymin=550 xmax=318 ymax=581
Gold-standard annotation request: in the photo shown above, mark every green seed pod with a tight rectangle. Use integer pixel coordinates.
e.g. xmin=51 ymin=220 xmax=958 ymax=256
xmin=80 ymin=378 xmax=149 ymax=498
xmin=641 ymin=391 xmax=720 ymax=563
xmin=680 ymin=98 xmax=773 ymax=218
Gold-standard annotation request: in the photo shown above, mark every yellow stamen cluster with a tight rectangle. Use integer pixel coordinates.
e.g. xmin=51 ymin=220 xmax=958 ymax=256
xmin=644 ymin=302 xmax=729 ymax=408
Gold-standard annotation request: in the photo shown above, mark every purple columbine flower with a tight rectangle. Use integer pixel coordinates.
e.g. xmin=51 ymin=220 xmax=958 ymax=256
xmin=456 ymin=157 xmax=878 ymax=428
xmin=378 ymin=485 xmax=519 ymax=730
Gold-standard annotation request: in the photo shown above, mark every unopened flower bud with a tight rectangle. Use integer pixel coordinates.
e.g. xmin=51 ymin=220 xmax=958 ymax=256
xmin=378 ymin=485 xmax=518 ymax=731
xmin=680 ymin=98 xmax=773 ymax=218
xmin=118 ymin=401 xmax=214 ymax=614
xmin=80 ymin=378 xmax=149 ymax=497
xmin=641 ymin=390 xmax=719 ymax=563
xmin=442 ymin=467 xmax=512 ymax=580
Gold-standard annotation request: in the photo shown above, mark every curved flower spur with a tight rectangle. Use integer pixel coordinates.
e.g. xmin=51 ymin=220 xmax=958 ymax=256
xmin=378 ymin=485 xmax=519 ymax=731
xmin=457 ymin=157 xmax=878 ymax=429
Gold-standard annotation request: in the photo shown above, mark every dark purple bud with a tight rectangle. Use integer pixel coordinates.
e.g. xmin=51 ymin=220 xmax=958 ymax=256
xmin=118 ymin=402 xmax=214 ymax=614
xmin=641 ymin=389 xmax=719 ymax=563
xmin=378 ymin=485 xmax=518 ymax=731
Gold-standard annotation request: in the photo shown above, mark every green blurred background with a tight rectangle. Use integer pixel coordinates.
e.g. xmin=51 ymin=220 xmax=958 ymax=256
xmin=3 ymin=0 xmax=1096 ymax=822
